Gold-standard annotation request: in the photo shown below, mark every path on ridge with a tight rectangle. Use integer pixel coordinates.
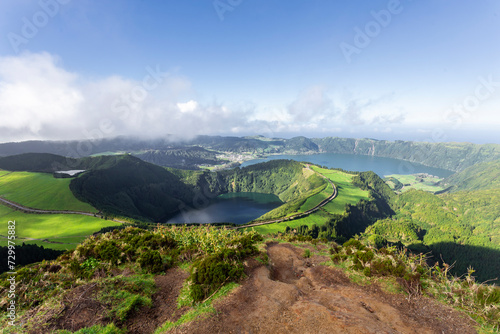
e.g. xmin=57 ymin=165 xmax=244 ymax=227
xmin=232 ymin=165 xmax=337 ymax=230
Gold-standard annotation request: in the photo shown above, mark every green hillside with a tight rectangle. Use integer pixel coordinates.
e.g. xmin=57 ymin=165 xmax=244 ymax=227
xmin=0 ymin=153 xmax=78 ymax=172
xmin=364 ymin=189 xmax=500 ymax=282
xmin=252 ymin=168 xmax=379 ymax=236
xmin=0 ymin=152 xmax=136 ymax=173
xmin=442 ymin=159 xmax=500 ymax=191
xmin=0 ymin=205 xmax=119 ymax=250
xmin=0 ymin=171 xmax=96 ymax=212
xmin=70 ymin=155 xmax=196 ymax=222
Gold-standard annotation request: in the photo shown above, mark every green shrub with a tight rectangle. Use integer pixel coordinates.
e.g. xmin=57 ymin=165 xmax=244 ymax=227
xmin=138 ymin=249 xmax=164 ymax=273
xmin=189 ymin=253 xmax=245 ymax=302
xmin=95 ymin=241 xmax=121 ymax=265
xmin=331 ymin=253 xmax=348 ymax=263
xmin=303 ymin=249 xmax=311 ymax=258
xmin=78 ymin=257 xmax=103 ymax=278
xmin=343 ymin=238 xmax=365 ymax=251
xmin=351 ymin=250 xmax=374 ymax=270
xmin=256 ymin=252 xmax=269 ymax=265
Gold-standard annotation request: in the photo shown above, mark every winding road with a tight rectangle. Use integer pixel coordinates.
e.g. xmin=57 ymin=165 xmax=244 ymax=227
xmin=0 ymin=196 xmax=127 ymax=223
xmin=231 ymin=165 xmax=337 ymax=230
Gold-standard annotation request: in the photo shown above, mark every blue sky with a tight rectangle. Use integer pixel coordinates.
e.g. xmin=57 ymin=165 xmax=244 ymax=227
xmin=0 ymin=0 xmax=499 ymax=143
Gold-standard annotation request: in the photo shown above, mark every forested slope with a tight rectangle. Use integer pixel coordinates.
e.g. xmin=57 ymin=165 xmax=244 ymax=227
xmin=442 ymin=159 xmax=500 ymax=191
xmin=364 ymin=188 xmax=500 ymax=282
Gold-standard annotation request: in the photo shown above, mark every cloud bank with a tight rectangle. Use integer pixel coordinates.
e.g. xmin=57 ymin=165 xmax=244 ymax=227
xmin=1 ymin=52 xmax=495 ymax=144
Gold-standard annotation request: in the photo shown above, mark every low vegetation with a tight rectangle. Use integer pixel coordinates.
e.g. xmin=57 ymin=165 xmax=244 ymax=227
xmin=0 ymin=225 xmax=261 ymax=333
xmin=329 ymin=238 xmax=500 ymax=331
xmin=1 ymin=228 xmax=498 ymax=332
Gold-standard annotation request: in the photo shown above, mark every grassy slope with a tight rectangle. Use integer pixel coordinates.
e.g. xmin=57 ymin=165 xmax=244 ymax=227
xmin=0 ymin=205 xmax=119 ymax=250
xmin=385 ymin=174 xmax=444 ymax=193
xmin=251 ymin=167 xmax=370 ymax=234
xmin=0 ymin=171 xmax=97 ymax=212
xmin=314 ymin=166 xmax=370 ymax=214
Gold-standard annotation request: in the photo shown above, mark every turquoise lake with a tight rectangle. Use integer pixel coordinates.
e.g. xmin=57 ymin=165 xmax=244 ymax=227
xmin=167 ymin=153 xmax=455 ymax=225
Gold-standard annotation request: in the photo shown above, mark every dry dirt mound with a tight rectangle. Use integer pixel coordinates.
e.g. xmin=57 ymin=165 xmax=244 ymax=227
xmin=171 ymin=243 xmax=478 ymax=334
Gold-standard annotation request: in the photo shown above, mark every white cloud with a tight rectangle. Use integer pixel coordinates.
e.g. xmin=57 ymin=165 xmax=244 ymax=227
xmin=177 ymin=100 xmax=198 ymax=113
xmin=0 ymin=52 xmax=83 ymax=136
xmin=287 ymin=86 xmax=335 ymax=123
xmin=0 ymin=52 xmax=262 ymax=142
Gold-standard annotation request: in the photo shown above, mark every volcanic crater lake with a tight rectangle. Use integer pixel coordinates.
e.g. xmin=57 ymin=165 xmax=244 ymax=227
xmin=167 ymin=153 xmax=454 ymax=225
xmin=166 ymin=192 xmax=283 ymax=225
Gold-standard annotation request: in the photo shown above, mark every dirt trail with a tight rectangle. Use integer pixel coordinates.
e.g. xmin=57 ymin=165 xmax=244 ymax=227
xmin=172 ymin=243 xmax=478 ymax=334
xmin=39 ymin=243 xmax=478 ymax=334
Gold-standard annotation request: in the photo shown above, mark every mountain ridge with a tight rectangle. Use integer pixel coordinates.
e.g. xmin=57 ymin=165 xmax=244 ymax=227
xmin=1 ymin=135 xmax=499 ymax=172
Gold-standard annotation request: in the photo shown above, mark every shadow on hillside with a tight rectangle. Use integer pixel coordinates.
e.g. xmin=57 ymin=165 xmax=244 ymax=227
xmin=419 ymin=242 xmax=500 ymax=284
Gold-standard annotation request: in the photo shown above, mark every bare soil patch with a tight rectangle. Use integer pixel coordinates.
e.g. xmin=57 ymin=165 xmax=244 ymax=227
xmin=44 ymin=283 xmax=107 ymax=333
xmin=125 ymin=267 xmax=189 ymax=334
xmin=39 ymin=267 xmax=189 ymax=334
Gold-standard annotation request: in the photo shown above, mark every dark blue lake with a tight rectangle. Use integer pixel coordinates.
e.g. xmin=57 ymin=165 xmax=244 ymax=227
xmin=166 ymin=192 xmax=283 ymax=225
xmin=241 ymin=153 xmax=454 ymax=178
